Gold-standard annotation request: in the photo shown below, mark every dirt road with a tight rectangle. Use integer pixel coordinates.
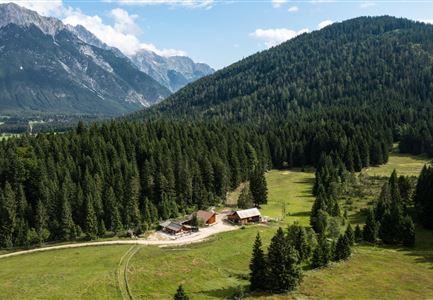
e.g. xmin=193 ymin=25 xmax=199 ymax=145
xmin=0 ymin=214 xmax=237 ymax=259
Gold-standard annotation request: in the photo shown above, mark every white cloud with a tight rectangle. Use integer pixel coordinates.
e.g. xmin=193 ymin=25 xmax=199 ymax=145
xmin=63 ymin=8 xmax=185 ymax=56
xmin=272 ymin=0 xmax=287 ymax=8
xmin=317 ymin=20 xmax=333 ymax=30
xmin=288 ymin=6 xmax=298 ymax=12
xmin=250 ymin=27 xmax=309 ymax=48
xmin=0 ymin=0 xmax=63 ymax=16
xmin=115 ymin=0 xmax=213 ymax=9
xmin=360 ymin=2 xmax=376 ymax=8
xmin=419 ymin=19 xmax=433 ymax=24
xmin=110 ymin=8 xmax=141 ymax=35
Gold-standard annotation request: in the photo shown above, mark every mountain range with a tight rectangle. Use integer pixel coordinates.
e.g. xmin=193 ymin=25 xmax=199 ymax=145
xmin=0 ymin=3 xmax=213 ymax=116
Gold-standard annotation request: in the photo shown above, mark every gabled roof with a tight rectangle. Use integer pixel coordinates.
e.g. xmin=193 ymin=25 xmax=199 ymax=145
xmin=236 ymin=208 xmax=261 ymax=219
xmin=159 ymin=220 xmax=171 ymax=227
xmin=196 ymin=210 xmax=216 ymax=222
xmin=166 ymin=222 xmax=183 ymax=232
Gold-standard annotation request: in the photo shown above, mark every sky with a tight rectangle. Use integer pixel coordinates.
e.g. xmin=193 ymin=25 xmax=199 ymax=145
xmin=2 ymin=0 xmax=433 ymax=69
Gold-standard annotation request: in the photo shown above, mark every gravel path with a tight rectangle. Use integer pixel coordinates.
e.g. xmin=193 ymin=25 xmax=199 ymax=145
xmin=0 ymin=214 xmax=237 ymax=259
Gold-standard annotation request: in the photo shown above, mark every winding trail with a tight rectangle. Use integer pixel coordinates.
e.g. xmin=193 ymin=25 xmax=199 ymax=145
xmin=0 ymin=215 xmax=237 ymax=260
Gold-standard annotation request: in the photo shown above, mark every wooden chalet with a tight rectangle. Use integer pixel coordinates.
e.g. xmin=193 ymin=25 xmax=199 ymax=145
xmin=159 ymin=220 xmax=188 ymax=235
xmin=196 ymin=210 xmax=217 ymax=225
xmin=228 ymin=208 xmax=261 ymax=225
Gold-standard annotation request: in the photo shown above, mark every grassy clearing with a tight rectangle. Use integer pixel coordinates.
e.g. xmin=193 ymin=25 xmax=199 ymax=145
xmin=362 ymin=150 xmax=430 ymax=177
xmin=252 ymin=229 xmax=433 ymax=299
xmin=261 ymin=169 xmax=315 ymax=227
xmin=128 ymin=227 xmax=276 ymax=299
xmin=0 ymin=245 xmax=130 ymax=299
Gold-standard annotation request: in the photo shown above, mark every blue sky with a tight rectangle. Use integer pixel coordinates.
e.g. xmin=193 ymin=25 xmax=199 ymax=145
xmin=4 ymin=1 xmax=433 ymax=69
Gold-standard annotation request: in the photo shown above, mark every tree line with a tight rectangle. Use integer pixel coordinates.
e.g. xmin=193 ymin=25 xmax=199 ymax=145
xmin=0 ymin=110 xmax=393 ymax=249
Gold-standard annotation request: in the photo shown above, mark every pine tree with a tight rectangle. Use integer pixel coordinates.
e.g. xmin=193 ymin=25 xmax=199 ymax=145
xmin=238 ymin=186 xmax=254 ymax=209
xmin=379 ymin=203 xmax=402 ymax=245
xmin=311 ymin=234 xmax=330 ymax=268
xmin=334 ymin=234 xmax=351 ymax=261
xmin=249 ymin=233 xmax=267 ymax=291
xmin=60 ymin=187 xmax=76 ymax=240
xmin=401 ymin=216 xmax=415 ymax=247
xmin=173 ymin=285 xmax=189 ymax=300
xmin=250 ymin=170 xmax=268 ymax=206
xmin=35 ymin=200 xmax=49 ymax=244
xmin=0 ymin=182 xmax=16 ymax=248
xmin=345 ymin=223 xmax=355 ymax=246
xmin=287 ymin=224 xmax=311 ymax=262
xmin=354 ymin=224 xmax=362 ymax=242
xmin=125 ymin=171 xmax=141 ymax=228
xmin=363 ymin=209 xmax=377 ymax=243
xmin=414 ymin=165 xmax=433 ymax=229
xmin=85 ymin=196 xmax=98 ymax=240
xmin=267 ymin=227 xmax=302 ymax=292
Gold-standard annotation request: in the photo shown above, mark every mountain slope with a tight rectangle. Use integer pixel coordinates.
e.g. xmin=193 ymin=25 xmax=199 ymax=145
xmin=130 ymin=50 xmax=214 ymax=92
xmin=0 ymin=3 xmax=171 ymax=116
xmin=69 ymin=22 xmax=214 ymax=93
xmin=136 ymin=16 xmax=433 ymax=121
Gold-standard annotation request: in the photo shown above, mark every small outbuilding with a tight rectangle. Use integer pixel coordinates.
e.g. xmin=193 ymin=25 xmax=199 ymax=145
xmin=195 ymin=210 xmax=217 ymax=225
xmin=159 ymin=220 xmax=188 ymax=235
xmin=228 ymin=208 xmax=261 ymax=225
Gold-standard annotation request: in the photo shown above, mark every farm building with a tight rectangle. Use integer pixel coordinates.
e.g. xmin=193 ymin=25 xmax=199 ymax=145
xmin=159 ymin=220 xmax=188 ymax=235
xmin=228 ymin=208 xmax=261 ymax=224
xmin=195 ymin=210 xmax=217 ymax=225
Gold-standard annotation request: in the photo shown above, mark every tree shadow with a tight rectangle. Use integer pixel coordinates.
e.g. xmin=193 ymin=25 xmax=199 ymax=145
xmin=396 ymin=226 xmax=433 ymax=269
xmin=289 ymin=211 xmax=311 ymax=217
xmin=199 ymin=284 xmax=249 ymax=299
xmin=293 ymin=178 xmax=315 ymax=185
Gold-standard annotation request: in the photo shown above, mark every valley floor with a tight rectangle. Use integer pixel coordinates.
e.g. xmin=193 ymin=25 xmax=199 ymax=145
xmin=0 ymin=153 xmax=432 ymax=299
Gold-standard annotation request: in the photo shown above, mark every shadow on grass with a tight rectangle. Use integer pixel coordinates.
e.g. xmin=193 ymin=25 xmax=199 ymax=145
xmin=293 ymin=178 xmax=315 ymax=185
xmin=397 ymin=226 xmax=433 ymax=269
xmin=349 ymin=209 xmax=367 ymax=224
xmin=289 ymin=211 xmax=311 ymax=217
xmin=200 ymin=284 xmax=248 ymax=299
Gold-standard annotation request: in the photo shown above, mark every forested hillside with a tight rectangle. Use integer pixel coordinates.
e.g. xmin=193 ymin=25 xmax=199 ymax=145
xmin=137 ymin=16 xmax=433 ymax=122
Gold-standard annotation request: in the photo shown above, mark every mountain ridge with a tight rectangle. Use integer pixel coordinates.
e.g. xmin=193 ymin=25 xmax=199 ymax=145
xmin=0 ymin=3 xmax=171 ymax=116
xmin=134 ymin=16 xmax=433 ymax=122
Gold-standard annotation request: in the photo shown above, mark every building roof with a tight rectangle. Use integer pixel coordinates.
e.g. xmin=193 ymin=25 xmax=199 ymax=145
xmin=196 ymin=210 xmax=216 ymax=222
xmin=236 ymin=208 xmax=261 ymax=219
xmin=166 ymin=222 xmax=183 ymax=232
xmin=159 ymin=220 xmax=171 ymax=227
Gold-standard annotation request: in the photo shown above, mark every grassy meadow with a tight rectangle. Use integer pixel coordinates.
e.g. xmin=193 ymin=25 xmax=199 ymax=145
xmin=0 ymin=152 xmax=432 ymax=299
xmin=0 ymin=245 xmax=130 ymax=299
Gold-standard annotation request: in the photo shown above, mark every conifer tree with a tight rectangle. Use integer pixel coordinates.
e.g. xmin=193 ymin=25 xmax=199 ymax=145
xmin=249 ymin=233 xmax=267 ymax=291
xmin=60 ymin=188 xmax=76 ymax=240
xmin=401 ymin=216 xmax=415 ymax=247
xmin=414 ymin=165 xmax=433 ymax=229
xmin=85 ymin=196 xmax=98 ymax=240
xmin=345 ymin=223 xmax=355 ymax=246
xmin=0 ymin=182 xmax=16 ymax=248
xmin=238 ymin=186 xmax=254 ymax=209
xmin=311 ymin=234 xmax=330 ymax=268
xmin=334 ymin=234 xmax=351 ymax=261
xmin=287 ymin=224 xmax=311 ymax=262
xmin=267 ymin=227 xmax=302 ymax=292
xmin=363 ymin=209 xmax=377 ymax=243
xmin=354 ymin=224 xmax=362 ymax=242
xmin=173 ymin=285 xmax=189 ymax=300
xmin=35 ymin=200 xmax=49 ymax=244
xmin=250 ymin=170 xmax=268 ymax=206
